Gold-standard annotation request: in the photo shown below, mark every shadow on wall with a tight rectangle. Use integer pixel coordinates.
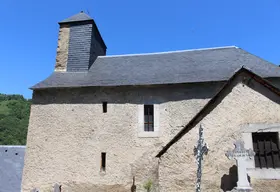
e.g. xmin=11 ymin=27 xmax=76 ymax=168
xmin=220 ymin=165 xmax=251 ymax=192
xmin=32 ymin=82 xmax=225 ymax=105
xmin=220 ymin=165 xmax=238 ymax=191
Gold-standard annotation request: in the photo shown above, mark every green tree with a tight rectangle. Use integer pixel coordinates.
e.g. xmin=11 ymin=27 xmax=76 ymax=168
xmin=0 ymin=94 xmax=31 ymax=145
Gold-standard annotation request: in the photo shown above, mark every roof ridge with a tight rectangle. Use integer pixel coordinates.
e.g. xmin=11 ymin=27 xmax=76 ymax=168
xmin=98 ymin=46 xmax=238 ymax=58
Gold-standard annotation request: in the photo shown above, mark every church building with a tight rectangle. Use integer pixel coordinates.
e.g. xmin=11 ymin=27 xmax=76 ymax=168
xmin=22 ymin=12 xmax=280 ymax=192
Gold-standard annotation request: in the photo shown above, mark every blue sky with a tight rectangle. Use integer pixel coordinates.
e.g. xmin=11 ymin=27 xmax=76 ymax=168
xmin=0 ymin=0 xmax=280 ymax=98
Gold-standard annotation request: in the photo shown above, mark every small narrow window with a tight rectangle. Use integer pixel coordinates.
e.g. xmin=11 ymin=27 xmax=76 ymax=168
xmin=144 ymin=105 xmax=154 ymax=132
xmin=252 ymin=132 xmax=280 ymax=168
xmin=101 ymin=152 xmax=106 ymax=171
xmin=102 ymin=102 xmax=107 ymax=113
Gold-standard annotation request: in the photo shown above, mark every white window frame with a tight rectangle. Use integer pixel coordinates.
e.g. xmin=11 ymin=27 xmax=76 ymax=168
xmin=241 ymin=123 xmax=280 ymax=179
xmin=137 ymin=104 xmax=160 ymax=138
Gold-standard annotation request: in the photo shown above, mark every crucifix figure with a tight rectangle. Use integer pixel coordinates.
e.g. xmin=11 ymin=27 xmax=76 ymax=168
xmin=194 ymin=124 xmax=209 ymax=192
xmin=226 ymin=140 xmax=255 ymax=191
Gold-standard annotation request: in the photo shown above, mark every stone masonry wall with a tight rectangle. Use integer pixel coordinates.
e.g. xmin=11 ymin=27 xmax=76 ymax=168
xmin=22 ymin=82 xmax=223 ymax=192
xmin=159 ymin=82 xmax=280 ymax=192
xmin=55 ymin=25 xmax=70 ymax=71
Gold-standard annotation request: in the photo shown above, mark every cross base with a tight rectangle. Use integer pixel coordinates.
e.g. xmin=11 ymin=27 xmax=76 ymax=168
xmin=232 ymin=186 xmax=253 ymax=192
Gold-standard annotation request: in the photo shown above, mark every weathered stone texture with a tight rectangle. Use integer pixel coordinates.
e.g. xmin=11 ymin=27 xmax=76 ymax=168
xmin=251 ymin=179 xmax=280 ymax=192
xmin=55 ymin=25 xmax=70 ymax=71
xmin=22 ymin=82 xmax=222 ymax=192
xmin=159 ymin=83 xmax=280 ymax=192
xmin=22 ymin=80 xmax=280 ymax=191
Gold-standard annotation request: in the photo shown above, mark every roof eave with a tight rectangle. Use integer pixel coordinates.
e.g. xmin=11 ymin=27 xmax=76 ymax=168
xmin=58 ymin=19 xmax=93 ymax=25
xmin=29 ymin=79 xmax=230 ymax=91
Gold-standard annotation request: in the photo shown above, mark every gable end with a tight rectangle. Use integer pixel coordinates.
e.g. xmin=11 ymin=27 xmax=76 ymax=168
xmin=156 ymin=67 xmax=280 ymax=158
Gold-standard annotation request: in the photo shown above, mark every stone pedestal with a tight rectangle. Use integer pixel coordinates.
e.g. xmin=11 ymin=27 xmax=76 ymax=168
xmin=229 ymin=188 xmax=253 ymax=192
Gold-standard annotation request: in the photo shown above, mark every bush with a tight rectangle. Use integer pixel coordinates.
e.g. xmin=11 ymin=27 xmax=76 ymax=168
xmin=143 ymin=179 xmax=153 ymax=192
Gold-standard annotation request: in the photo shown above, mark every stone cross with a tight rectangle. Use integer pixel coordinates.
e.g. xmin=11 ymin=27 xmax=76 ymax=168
xmin=194 ymin=124 xmax=209 ymax=192
xmin=53 ymin=183 xmax=61 ymax=192
xmin=226 ymin=140 xmax=255 ymax=191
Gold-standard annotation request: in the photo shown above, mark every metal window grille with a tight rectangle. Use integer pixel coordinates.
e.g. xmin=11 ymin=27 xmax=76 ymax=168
xmin=252 ymin=132 xmax=280 ymax=168
xmin=144 ymin=105 xmax=154 ymax=132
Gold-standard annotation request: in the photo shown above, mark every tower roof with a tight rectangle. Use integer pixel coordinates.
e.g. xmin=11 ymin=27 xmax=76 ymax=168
xmin=59 ymin=11 xmax=93 ymax=24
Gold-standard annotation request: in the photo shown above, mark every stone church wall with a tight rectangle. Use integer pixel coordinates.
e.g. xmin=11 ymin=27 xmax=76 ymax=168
xmin=22 ymin=78 xmax=280 ymax=192
xmin=22 ymin=82 xmax=223 ymax=192
xmin=159 ymin=82 xmax=280 ymax=192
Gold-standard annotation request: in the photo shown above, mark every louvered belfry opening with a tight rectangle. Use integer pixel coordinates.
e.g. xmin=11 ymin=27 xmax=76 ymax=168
xmin=252 ymin=132 xmax=280 ymax=168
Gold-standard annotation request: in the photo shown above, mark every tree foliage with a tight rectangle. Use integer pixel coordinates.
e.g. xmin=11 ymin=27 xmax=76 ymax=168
xmin=0 ymin=93 xmax=30 ymax=145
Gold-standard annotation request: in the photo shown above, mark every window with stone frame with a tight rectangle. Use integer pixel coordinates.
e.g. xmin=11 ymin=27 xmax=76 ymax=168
xmin=252 ymin=132 xmax=280 ymax=168
xmin=144 ymin=105 xmax=154 ymax=132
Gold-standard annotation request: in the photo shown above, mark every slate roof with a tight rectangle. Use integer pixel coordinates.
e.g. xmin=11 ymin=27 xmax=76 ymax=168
xmin=0 ymin=146 xmax=25 ymax=192
xmin=31 ymin=46 xmax=280 ymax=90
xmin=59 ymin=12 xmax=93 ymax=24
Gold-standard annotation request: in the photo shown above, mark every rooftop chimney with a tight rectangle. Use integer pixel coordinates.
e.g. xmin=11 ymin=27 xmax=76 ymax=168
xmin=55 ymin=12 xmax=107 ymax=72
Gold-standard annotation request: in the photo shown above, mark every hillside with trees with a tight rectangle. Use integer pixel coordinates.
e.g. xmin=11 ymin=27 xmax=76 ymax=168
xmin=0 ymin=94 xmax=31 ymax=145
